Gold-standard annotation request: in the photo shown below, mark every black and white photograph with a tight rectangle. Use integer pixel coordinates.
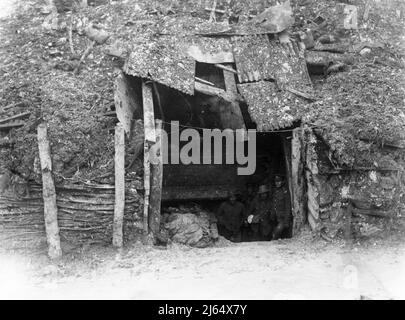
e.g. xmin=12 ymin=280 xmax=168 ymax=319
xmin=0 ymin=0 xmax=404 ymax=305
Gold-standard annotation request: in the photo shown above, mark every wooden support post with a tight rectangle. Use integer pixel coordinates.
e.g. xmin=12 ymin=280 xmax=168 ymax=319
xmin=143 ymin=144 xmax=150 ymax=233
xmin=142 ymin=81 xmax=156 ymax=233
xmin=344 ymin=201 xmax=353 ymax=243
xmin=37 ymin=123 xmax=62 ymax=260
xmin=113 ymin=123 xmax=125 ymax=247
xmin=149 ymin=119 xmax=163 ymax=236
xmin=291 ymin=126 xmax=306 ymax=235
xmin=305 ymin=129 xmax=320 ymax=231
xmin=114 ymin=71 xmax=142 ymax=136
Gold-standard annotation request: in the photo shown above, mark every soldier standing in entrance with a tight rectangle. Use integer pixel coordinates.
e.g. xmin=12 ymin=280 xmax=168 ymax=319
xmin=246 ymin=185 xmax=273 ymax=241
xmin=271 ymin=175 xmax=292 ymax=240
xmin=216 ymin=191 xmax=245 ymax=242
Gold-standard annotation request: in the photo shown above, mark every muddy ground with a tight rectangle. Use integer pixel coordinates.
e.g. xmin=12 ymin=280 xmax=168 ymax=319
xmin=1 ymin=230 xmax=404 ymax=300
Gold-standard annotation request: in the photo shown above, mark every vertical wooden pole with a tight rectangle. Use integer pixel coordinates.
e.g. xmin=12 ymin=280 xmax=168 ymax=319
xmin=305 ymin=129 xmax=320 ymax=231
xmin=142 ymin=81 xmax=156 ymax=233
xmin=291 ymin=126 xmax=305 ymax=235
xmin=37 ymin=123 xmax=62 ymax=260
xmin=143 ymin=144 xmax=150 ymax=233
xmin=344 ymin=201 xmax=353 ymax=243
xmin=113 ymin=123 xmax=125 ymax=247
xmin=149 ymin=119 xmax=163 ymax=236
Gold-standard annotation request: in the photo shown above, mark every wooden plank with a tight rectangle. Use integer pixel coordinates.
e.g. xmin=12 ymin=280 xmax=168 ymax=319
xmin=112 ymin=123 xmax=125 ymax=247
xmin=148 ymin=120 xmax=163 ymax=236
xmin=37 ymin=123 xmax=62 ymax=260
xmin=305 ymin=129 xmax=320 ymax=231
xmin=195 ymin=81 xmax=227 ymax=96
xmin=142 ymin=81 xmax=156 ymax=143
xmin=291 ymin=127 xmax=305 ymax=235
xmin=143 ymin=143 xmax=151 ymax=233
xmin=114 ymin=71 xmax=141 ymax=135
xmin=215 ymin=64 xmax=238 ymax=74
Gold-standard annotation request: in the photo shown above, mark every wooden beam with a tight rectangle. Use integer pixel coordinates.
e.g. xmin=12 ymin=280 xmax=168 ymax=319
xmin=37 ymin=123 xmax=62 ymax=260
xmin=143 ymin=143 xmax=150 ymax=233
xmin=114 ymin=71 xmax=141 ymax=136
xmin=142 ymin=82 xmax=156 ymax=143
xmin=305 ymin=129 xmax=320 ymax=231
xmin=215 ymin=64 xmax=238 ymax=74
xmin=195 ymin=77 xmax=216 ymax=86
xmin=112 ymin=123 xmax=125 ymax=247
xmin=195 ymin=81 xmax=226 ymax=96
xmin=148 ymin=120 xmax=163 ymax=236
xmin=291 ymin=126 xmax=306 ymax=235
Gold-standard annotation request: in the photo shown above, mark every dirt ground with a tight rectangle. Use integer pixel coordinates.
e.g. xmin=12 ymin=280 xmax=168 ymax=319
xmin=1 ymin=230 xmax=404 ymax=300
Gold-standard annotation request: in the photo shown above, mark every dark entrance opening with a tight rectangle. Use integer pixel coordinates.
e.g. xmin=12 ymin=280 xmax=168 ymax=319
xmin=161 ymin=129 xmax=293 ymax=243
xmin=120 ymin=74 xmax=296 ymax=243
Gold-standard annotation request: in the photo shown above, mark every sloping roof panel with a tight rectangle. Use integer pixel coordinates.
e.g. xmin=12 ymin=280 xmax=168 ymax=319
xmin=232 ymin=35 xmax=313 ymax=94
xmin=123 ymin=36 xmax=196 ymax=95
xmin=231 ymin=34 xmax=274 ymax=82
xmin=237 ymin=81 xmax=307 ymax=131
xmin=268 ymin=41 xmax=314 ymax=94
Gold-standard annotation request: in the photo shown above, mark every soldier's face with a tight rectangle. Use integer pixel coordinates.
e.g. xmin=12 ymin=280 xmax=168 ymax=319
xmin=275 ymin=180 xmax=282 ymax=188
xmin=260 ymin=192 xmax=268 ymax=200
xmin=229 ymin=196 xmax=236 ymax=204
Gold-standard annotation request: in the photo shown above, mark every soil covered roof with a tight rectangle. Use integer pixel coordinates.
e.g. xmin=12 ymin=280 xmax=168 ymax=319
xmin=0 ymin=0 xmax=404 ymax=182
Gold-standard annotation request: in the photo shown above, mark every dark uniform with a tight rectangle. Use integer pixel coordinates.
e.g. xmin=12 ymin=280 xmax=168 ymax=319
xmin=247 ymin=195 xmax=273 ymax=240
xmin=217 ymin=200 xmax=245 ymax=242
xmin=271 ymin=184 xmax=292 ymax=240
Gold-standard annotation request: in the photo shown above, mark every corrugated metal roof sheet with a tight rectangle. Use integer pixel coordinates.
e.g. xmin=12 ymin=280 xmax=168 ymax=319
xmin=232 ymin=35 xmax=313 ymax=95
xmin=237 ymin=81 xmax=307 ymax=131
xmin=231 ymin=34 xmax=274 ymax=82
xmin=268 ymin=40 xmax=313 ymax=95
